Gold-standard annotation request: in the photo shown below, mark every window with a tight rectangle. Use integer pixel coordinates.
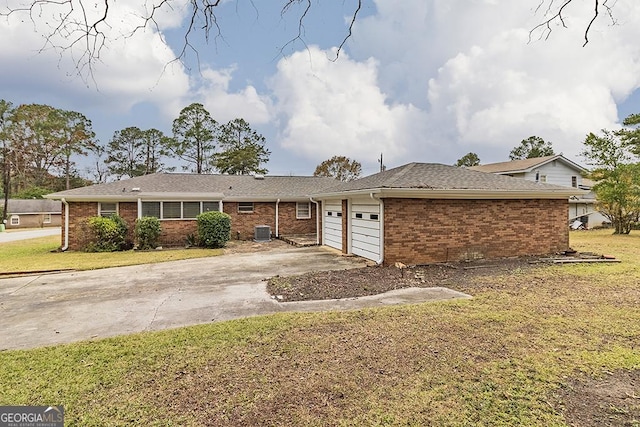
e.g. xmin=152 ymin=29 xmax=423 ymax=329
xmin=142 ymin=201 xmax=220 ymax=219
xmin=296 ymin=202 xmax=311 ymax=219
xmin=10 ymin=215 xmax=19 ymax=226
xmin=238 ymin=202 xmax=254 ymax=213
xmin=43 ymin=213 xmax=52 ymax=224
xmin=355 ymin=213 xmax=363 ymax=219
xmin=142 ymin=202 xmax=161 ymax=218
xmin=202 ymin=201 xmax=220 ymax=212
xmin=163 ymin=202 xmax=181 ymax=219
xmin=327 ymin=212 xmax=333 ymax=216
xmin=183 ymin=202 xmax=201 ymax=219
xmin=571 ymin=176 xmax=578 ymax=188
xmin=99 ymin=202 xmax=118 ymax=217
xmin=370 ymin=214 xmax=379 ymax=220
xmin=540 ymin=175 xmax=547 ymax=183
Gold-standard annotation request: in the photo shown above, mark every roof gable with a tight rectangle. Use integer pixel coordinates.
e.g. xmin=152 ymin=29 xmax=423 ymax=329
xmin=469 ymin=155 xmax=587 ymax=174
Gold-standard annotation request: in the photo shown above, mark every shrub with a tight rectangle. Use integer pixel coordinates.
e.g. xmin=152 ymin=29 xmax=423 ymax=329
xmin=83 ymin=214 xmax=128 ymax=252
xmin=135 ymin=217 xmax=162 ymax=250
xmin=197 ymin=211 xmax=231 ymax=248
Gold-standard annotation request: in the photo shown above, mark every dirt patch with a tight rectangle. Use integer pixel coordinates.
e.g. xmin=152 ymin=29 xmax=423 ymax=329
xmin=555 ymin=370 xmax=640 ymax=426
xmin=267 ymin=257 xmax=542 ymax=301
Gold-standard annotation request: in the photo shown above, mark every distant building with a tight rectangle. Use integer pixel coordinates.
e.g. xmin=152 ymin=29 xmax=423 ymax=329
xmin=1 ymin=199 xmax=62 ymax=229
xmin=470 ymin=154 xmax=609 ymax=227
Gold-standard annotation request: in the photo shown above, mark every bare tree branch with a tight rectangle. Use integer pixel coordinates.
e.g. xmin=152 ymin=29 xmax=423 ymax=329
xmin=529 ymin=0 xmax=617 ymax=46
xmin=1 ymin=0 xmax=363 ymax=82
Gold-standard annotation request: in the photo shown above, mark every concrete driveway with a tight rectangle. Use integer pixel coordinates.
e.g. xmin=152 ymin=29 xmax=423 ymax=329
xmin=0 ymin=227 xmax=60 ymax=243
xmin=0 ymin=245 xmax=469 ymax=350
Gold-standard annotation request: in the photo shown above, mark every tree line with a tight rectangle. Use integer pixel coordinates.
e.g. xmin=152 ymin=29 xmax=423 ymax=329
xmin=0 ymin=100 xmax=270 ymax=221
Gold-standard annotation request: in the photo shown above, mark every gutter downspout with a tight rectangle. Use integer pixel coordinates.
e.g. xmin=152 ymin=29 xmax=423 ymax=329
xmin=275 ymin=199 xmax=280 ymax=238
xmin=61 ymin=198 xmax=69 ymax=251
xmin=137 ymin=198 xmax=142 ymax=219
xmin=370 ymin=192 xmax=384 ymax=265
xmin=310 ymin=197 xmax=320 ymax=245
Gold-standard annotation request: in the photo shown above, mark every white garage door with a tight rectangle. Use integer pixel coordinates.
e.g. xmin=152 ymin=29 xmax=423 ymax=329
xmin=351 ymin=200 xmax=381 ymax=262
xmin=323 ymin=201 xmax=342 ymax=251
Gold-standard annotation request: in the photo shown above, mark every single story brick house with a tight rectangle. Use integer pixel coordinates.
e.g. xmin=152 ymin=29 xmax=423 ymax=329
xmin=1 ymin=199 xmax=62 ymax=229
xmin=44 ymin=173 xmax=338 ymax=251
xmin=45 ymin=164 xmax=583 ymax=265
xmin=313 ymin=163 xmax=584 ymax=266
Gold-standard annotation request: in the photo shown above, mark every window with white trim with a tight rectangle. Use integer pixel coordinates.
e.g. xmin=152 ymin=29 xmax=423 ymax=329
xmin=141 ymin=201 xmax=221 ymax=219
xmin=296 ymin=202 xmax=311 ymax=219
xmin=10 ymin=215 xmax=19 ymax=226
xmin=238 ymin=202 xmax=254 ymax=213
xmin=99 ymin=202 xmax=118 ymax=217
xmin=571 ymin=176 xmax=578 ymax=188
xmin=43 ymin=213 xmax=52 ymax=224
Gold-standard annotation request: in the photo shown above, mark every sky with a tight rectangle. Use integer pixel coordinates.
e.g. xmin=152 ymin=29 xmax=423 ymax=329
xmin=1 ymin=0 xmax=640 ymax=178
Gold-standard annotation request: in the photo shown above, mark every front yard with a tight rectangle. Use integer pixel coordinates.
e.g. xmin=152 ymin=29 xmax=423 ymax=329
xmin=0 ymin=230 xmax=639 ymax=426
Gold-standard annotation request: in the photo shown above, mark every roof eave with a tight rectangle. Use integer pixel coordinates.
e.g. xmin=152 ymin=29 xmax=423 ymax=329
xmin=314 ymin=187 xmax=586 ymax=199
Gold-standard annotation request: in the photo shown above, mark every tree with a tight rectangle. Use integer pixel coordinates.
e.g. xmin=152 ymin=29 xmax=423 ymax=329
xmin=313 ymin=156 xmax=362 ymax=182
xmin=582 ymin=116 xmax=640 ymax=235
xmin=105 ymin=127 xmax=171 ymax=179
xmin=49 ymin=109 xmax=96 ymax=190
xmin=0 ymin=99 xmax=13 ymax=223
xmin=105 ymin=127 xmax=147 ymax=179
xmin=509 ymin=136 xmax=555 ymax=160
xmin=455 ymin=152 xmax=480 ymax=167
xmin=169 ymin=103 xmax=218 ymax=174
xmin=142 ymin=129 xmax=173 ymax=175
xmin=215 ymin=119 xmax=270 ymax=175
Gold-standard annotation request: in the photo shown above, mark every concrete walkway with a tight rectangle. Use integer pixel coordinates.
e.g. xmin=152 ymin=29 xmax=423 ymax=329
xmin=0 ymin=246 xmax=470 ymax=350
xmin=0 ymin=227 xmax=60 ymax=243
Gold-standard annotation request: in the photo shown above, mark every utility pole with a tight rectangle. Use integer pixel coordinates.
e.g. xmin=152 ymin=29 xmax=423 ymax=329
xmin=378 ymin=153 xmax=385 ymax=172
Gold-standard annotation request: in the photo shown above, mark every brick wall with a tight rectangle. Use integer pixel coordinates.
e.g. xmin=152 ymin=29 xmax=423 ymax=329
xmin=223 ymin=201 xmax=318 ymax=240
xmin=383 ymin=198 xmax=569 ymax=265
xmin=64 ymin=200 xmax=321 ymax=250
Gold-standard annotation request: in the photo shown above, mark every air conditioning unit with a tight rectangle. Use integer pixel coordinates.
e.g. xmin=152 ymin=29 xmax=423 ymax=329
xmin=254 ymin=225 xmax=271 ymax=242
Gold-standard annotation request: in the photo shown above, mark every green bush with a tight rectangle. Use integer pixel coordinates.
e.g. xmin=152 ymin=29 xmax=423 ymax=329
xmin=83 ymin=214 xmax=128 ymax=252
xmin=134 ymin=217 xmax=162 ymax=250
xmin=197 ymin=211 xmax=231 ymax=248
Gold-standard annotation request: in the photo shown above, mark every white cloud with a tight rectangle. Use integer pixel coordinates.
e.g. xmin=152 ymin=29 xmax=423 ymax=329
xmin=347 ymin=0 xmax=640 ymax=164
xmin=269 ymin=46 xmax=426 ymax=167
xmin=191 ymin=66 xmax=273 ymax=125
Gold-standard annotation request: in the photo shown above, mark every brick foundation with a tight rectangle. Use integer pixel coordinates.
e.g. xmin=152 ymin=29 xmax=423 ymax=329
xmin=383 ymin=198 xmax=569 ymax=265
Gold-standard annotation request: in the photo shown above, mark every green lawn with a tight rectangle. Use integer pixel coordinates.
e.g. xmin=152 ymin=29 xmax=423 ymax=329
xmin=0 ymin=235 xmax=222 ymax=273
xmin=0 ymin=230 xmax=638 ymax=426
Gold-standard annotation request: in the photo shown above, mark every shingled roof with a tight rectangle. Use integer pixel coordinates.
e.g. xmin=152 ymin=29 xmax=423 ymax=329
xmin=1 ymin=199 xmax=62 ymax=214
xmin=469 ymin=154 xmax=587 ymax=174
xmin=315 ymin=163 xmax=583 ymax=198
xmin=45 ymin=173 xmax=339 ymax=201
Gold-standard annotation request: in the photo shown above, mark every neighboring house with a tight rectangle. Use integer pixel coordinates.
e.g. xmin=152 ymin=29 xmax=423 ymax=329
xmin=1 ymin=199 xmax=62 ymax=229
xmin=44 ymin=173 xmax=338 ymax=250
xmin=469 ymin=155 xmax=609 ymax=227
xmin=314 ymin=163 xmax=582 ymax=266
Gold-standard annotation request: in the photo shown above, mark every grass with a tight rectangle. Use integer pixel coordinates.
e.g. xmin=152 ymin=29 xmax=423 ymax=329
xmin=0 ymin=229 xmax=639 ymax=426
xmin=0 ymin=235 xmax=223 ymax=273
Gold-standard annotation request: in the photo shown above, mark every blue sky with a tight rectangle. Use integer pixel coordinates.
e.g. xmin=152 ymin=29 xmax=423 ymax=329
xmin=1 ymin=0 xmax=640 ymax=178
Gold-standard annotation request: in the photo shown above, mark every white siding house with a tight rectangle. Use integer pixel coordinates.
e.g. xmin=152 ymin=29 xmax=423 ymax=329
xmin=470 ymin=155 xmax=609 ymax=227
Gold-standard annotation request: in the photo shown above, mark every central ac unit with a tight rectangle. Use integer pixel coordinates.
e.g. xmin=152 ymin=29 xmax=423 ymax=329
xmin=254 ymin=225 xmax=271 ymax=242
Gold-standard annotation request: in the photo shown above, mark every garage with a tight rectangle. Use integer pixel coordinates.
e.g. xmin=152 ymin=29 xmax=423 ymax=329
xmin=350 ymin=199 xmax=381 ymax=262
xmin=323 ymin=201 xmax=342 ymax=251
